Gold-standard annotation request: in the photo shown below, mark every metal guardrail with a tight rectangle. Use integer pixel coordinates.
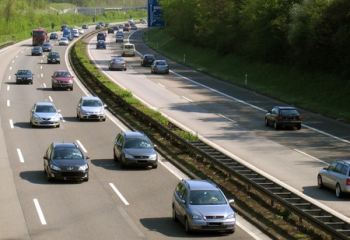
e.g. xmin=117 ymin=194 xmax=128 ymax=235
xmin=0 ymin=40 xmax=15 ymax=49
xmin=70 ymin=30 xmax=350 ymax=239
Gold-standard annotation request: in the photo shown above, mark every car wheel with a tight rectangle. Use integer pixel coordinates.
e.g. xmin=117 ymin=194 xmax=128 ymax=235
xmin=152 ymin=164 xmax=158 ymax=169
xmin=265 ymin=118 xmax=269 ymax=126
xmin=30 ymin=80 xmax=33 ymax=85
xmin=83 ymin=175 xmax=89 ymax=182
xmin=113 ymin=151 xmax=119 ymax=162
xmin=56 ymin=124 xmax=60 ymax=128
xmin=185 ymin=218 xmax=192 ymax=234
xmin=103 ymin=117 xmax=106 ymax=121
xmin=273 ymin=121 xmax=279 ymax=130
xmin=30 ymin=120 xmax=35 ymax=128
xmin=120 ymin=156 xmax=126 ymax=169
xmin=336 ymin=183 xmax=343 ymax=198
xmin=46 ymin=170 xmax=53 ymax=182
xmin=296 ymin=124 xmax=302 ymax=130
xmin=124 ymin=68 xmax=126 ymax=71
xmin=16 ymin=80 xmax=19 ymax=84
xmin=58 ymin=61 xmax=60 ymax=64
xmin=70 ymin=86 xmax=73 ymax=91
xmin=52 ymin=85 xmax=55 ymax=90
xmin=317 ymin=175 xmax=324 ymax=189
xmin=172 ymin=206 xmax=178 ymax=222
xmin=167 ymin=71 xmax=169 ymax=74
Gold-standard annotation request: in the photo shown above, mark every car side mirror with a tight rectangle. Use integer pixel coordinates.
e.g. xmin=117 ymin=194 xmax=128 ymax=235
xmin=86 ymin=156 xmax=90 ymax=160
xmin=43 ymin=156 xmax=47 ymax=160
xmin=57 ymin=110 xmax=61 ymax=113
xmin=228 ymin=199 xmax=234 ymax=204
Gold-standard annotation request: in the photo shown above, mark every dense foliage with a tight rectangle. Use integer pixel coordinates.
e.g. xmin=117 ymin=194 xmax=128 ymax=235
xmin=160 ymin=0 xmax=350 ymax=77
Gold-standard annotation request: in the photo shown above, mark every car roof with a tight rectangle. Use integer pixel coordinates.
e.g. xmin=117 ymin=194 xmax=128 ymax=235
xmin=274 ymin=106 xmax=297 ymax=110
xmin=122 ymin=131 xmax=148 ymax=138
xmin=183 ymin=179 xmax=219 ymax=191
xmin=54 ymin=70 xmax=69 ymax=73
xmin=81 ymin=96 xmax=101 ymax=101
xmin=52 ymin=142 xmax=79 ymax=149
xmin=35 ymin=101 xmax=55 ymax=106
xmin=17 ymin=69 xmax=31 ymax=72
xmin=333 ymin=160 xmax=350 ymax=165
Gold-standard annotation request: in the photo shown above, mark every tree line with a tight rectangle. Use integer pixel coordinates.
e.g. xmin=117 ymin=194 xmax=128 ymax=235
xmin=160 ymin=0 xmax=350 ymax=77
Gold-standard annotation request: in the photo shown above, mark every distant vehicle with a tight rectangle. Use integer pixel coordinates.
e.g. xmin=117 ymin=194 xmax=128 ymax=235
xmin=78 ymin=28 xmax=84 ymax=34
xmin=130 ymin=24 xmax=137 ymax=30
xmin=105 ymin=22 xmax=110 ymax=27
xmin=43 ymin=142 xmax=89 ymax=182
xmin=99 ymin=21 xmax=105 ymax=26
xmin=51 ymin=70 xmax=74 ymax=90
xmin=61 ymin=24 xmax=68 ymax=31
xmin=121 ymin=43 xmax=136 ymax=57
xmin=47 ymin=51 xmax=60 ymax=64
xmin=63 ymin=28 xmax=72 ymax=40
xmin=95 ymin=24 xmax=101 ymax=29
xmin=76 ymin=96 xmax=107 ymax=121
xmin=151 ymin=60 xmax=170 ymax=74
xmin=108 ymin=28 xmax=114 ymax=34
xmin=123 ymin=23 xmax=130 ymax=32
xmin=109 ymin=57 xmax=126 ymax=71
xmin=265 ymin=106 xmax=302 ymax=130
xmin=141 ymin=54 xmax=156 ymax=67
xmin=82 ymin=24 xmax=89 ymax=29
xmin=30 ymin=102 xmax=61 ymax=128
xmin=49 ymin=32 xmax=58 ymax=39
xmin=113 ymin=26 xmax=119 ymax=31
xmin=113 ymin=131 xmax=158 ymax=169
xmin=15 ymin=69 xmax=34 ymax=84
xmin=97 ymin=32 xmax=105 ymax=41
xmin=31 ymin=46 xmax=43 ymax=56
xmin=42 ymin=43 xmax=52 ymax=52
xmin=141 ymin=19 xmax=147 ymax=24
xmin=72 ymin=29 xmax=79 ymax=37
xmin=96 ymin=40 xmax=106 ymax=49
xmin=58 ymin=37 xmax=69 ymax=46
xmin=32 ymin=28 xmax=48 ymax=46
xmin=115 ymin=35 xmax=124 ymax=43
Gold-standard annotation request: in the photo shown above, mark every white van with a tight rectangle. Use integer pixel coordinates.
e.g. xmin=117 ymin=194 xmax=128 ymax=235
xmin=121 ymin=43 xmax=136 ymax=57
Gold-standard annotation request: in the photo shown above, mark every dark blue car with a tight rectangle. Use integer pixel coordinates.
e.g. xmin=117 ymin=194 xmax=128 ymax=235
xmin=96 ymin=40 xmax=106 ymax=49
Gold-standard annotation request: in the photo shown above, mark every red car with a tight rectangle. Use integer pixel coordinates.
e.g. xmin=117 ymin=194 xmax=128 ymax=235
xmin=51 ymin=70 xmax=74 ymax=90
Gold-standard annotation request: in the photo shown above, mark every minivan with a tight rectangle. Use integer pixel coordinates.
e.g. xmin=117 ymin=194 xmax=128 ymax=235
xmin=121 ymin=43 xmax=136 ymax=57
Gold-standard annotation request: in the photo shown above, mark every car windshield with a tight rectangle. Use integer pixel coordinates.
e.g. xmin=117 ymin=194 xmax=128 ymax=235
xmin=55 ymin=72 xmax=71 ymax=78
xmin=124 ymin=138 xmax=152 ymax=149
xmin=49 ymin=52 xmax=58 ymax=56
xmin=280 ymin=109 xmax=299 ymax=116
xmin=82 ymin=100 xmax=102 ymax=107
xmin=17 ymin=70 xmax=31 ymax=75
xmin=35 ymin=105 xmax=56 ymax=113
xmin=53 ymin=148 xmax=83 ymax=159
xmin=189 ymin=190 xmax=227 ymax=205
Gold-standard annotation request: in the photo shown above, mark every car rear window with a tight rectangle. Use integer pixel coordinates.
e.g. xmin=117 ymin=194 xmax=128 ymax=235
xmin=125 ymin=45 xmax=134 ymax=49
xmin=280 ymin=109 xmax=299 ymax=116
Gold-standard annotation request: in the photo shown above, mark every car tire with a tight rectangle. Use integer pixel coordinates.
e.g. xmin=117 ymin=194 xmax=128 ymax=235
xmin=46 ymin=170 xmax=53 ymax=182
xmin=336 ymin=183 xmax=343 ymax=198
xmin=30 ymin=80 xmax=33 ymax=85
xmin=317 ymin=175 xmax=324 ymax=189
xmin=265 ymin=118 xmax=269 ymax=126
xmin=30 ymin=121 xmax=35 ymax=128
xmin=152 ymin=164 xmax=158 ymax=169
xmin=52 ymin=85 xmax=55 ymax=90
xmin=70 ymin=86 xmax=73 ymax=91
xmin=56 ymin=124 xmax=60 ymax=128
xmin=296 ymin=124 xmax=302 ymax=130
xmin=113 ymin=151 xmax=119 ymax=162
xmin=167 ymin=71 xmax=169 ymax=74
xmin=172 ymin=206 xmax=178 ymax=222
xmin=273 ymin=121 xmax=279 ymax=130
xmin=120 ymin=156 xmax=126 ymax=169
xmin=83 ymin=175 xmax=89 ymax=182
xmin=103 ymin=117 xmax=106 ymax=121
xmin=185 ymin=218 xmax=192 ymax=234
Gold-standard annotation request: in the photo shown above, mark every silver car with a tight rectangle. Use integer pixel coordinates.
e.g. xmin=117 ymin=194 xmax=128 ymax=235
xmin=108 ymin=57 xmax=126 ymax=71
xmin=151 ymin=60 xmax=169 ymax=74
xmin=318 ymin=160 xmax=350 ymax=198
xmin=76 ymin=96 xmax=106 ymax=121
xmin=172 ymin=179 xmax=236 ymax=234
xmin=30 ymin=102 xmax=61 ymax=128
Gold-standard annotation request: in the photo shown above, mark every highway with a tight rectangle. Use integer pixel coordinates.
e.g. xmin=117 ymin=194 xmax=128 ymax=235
xmin=0 ymin=26 xmax=267 ymax=239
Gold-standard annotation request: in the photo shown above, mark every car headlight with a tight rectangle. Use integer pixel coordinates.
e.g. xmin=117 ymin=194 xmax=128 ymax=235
xmin=149 ymin=153 xmax=157 ymax=160
xmin=124 ymin=153 xmax=133 ymax=159
xmin=191 ymin=214 xmax=203 ymax=220
xmin=32 ymin=114 xmax=41 ymax=121
xmin=51 ymin=114 xmax=61 ymax=121
xmin=50 ymin=164 xmax=61 ymax=171
xmin=68 ymin=80 xmax=73 ymax=84
xmin=79 ymin=164 xmax=89 ymax=171
xmin=226 ymin=213 xmax=235 ymax=219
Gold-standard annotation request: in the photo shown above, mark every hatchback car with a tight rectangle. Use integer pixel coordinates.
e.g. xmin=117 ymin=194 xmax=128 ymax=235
xmin=77 ymin=96 xmax=107 ymax=121
xmin=265 ymin=106 xmax=302 ymax=130
xmin=96 ymin=40 xmax=106 ymax=49
xmin=97 ymin=32 xmax=106 ymax=41
xmin=141 ymin=54 xmax=156 ymax=67
xmin=51 ymin=70 xmax=74 ymax=90
xmin=59 ymin=37 xmax=69 ymax=46
xmin=42 ymin=43 xmax=52 ymax=52
xmin=172 ymin=179 xmax=236 ymax=234
xmin=115 ymin=35 xmax=124 ymax=43
xmin=95 ymin=24 xmax=102 ymax=29
xmin=49 ymin=32 xmax=58 ymax=39
xmin=151 ymin=60 xmax=170 ymax=74
xmin=318 ymin=160 xmax=350 ymax=198
xmin=47 ymin=51 xmax=60 ymax=64
xmin=30 ymin=102 xmax=61 ymax=128
xmin=15 ymin=69 xmax=34 ymax=84
xmin=43 ymin=142 xmax=89 ymax=182
xmin=107 ymin=28 xmax=114 ymax=34
xmin=113 ymin=131 xmax=158 ymax=169
xmin=108 ymin=57 xmax=126 ymax=71
xmin=31 ymin=46 xmax=43 ymax=56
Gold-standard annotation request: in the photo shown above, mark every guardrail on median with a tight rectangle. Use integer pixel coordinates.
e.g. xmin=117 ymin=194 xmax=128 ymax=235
xmin=69 ymin=30 xmax=350 ymax=240
xmin=0 ymin=40 xmax=16 ymax=49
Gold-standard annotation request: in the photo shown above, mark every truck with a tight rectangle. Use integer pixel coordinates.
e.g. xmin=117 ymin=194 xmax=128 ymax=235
xmin=63 ymin=28 xmax=73 ymax=41
xmin=32 ymin=28 xmax=48 ymax=46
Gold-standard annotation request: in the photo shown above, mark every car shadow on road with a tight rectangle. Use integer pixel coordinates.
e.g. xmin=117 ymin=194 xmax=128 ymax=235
xmin=302 ymin=185 xmax=350 ymax=201
xmin=90 ymin=159 xmax=155 ymax=171
xmin=19 ymin=171 xmax=83 ymax=185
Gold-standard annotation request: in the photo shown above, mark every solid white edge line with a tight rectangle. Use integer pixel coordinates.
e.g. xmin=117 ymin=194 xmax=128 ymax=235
xmin=158 ymin=160 xmax=183 ymax=180
xmin=9 ymin=119 xmax=14 ymax=129
xmin=157 ymin=83 xmax=165 ymax=88
xmin=33 ymin=199 xmax=47 ymax=225
xmin=109 ymin=183 xmax=130 ymax=205
xmin=76 ymin=140 xmax=87 ymax=153
xmin=17 ymin=148 xmax=24 ymax=163
xmin=294 ymin=149 xmax=328 ymax=164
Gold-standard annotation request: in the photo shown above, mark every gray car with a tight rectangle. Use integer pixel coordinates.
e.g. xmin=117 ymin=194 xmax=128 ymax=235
xmin=76 ymin=96 xmax=106 ymax=121
xmin=42 ymin=43 xmax=52 ymax=52
xmin=172 ymin=179 xmax=236 ymax=234
xmin=151 ymin=60 xmax=169 ymax=74
xmin=30 ymin=102 xmax=61 ymax=128
xmin=15 ymin=69 xmax=34 ymax=84
xmin=113 ymin=131 xmax=158 ymax=169
xmin=108 ymin=57 xmax=126 ymax=71
xmin=318 ymin=160 xmax=350 ymax=198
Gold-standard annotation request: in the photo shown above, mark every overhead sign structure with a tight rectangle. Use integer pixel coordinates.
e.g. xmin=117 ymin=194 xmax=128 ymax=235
xmin=148 ymin=0 xmax=166 ymax=27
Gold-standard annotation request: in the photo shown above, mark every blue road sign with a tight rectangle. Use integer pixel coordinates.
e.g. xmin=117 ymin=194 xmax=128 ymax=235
xmin=148 ymin=0 xmax=166 ymax=27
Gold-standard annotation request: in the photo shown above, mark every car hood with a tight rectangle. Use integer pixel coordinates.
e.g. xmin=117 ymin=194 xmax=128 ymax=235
xmin=189 ymin=204 xmax=234 ymax=217
xmin=123 ymin=148 xmax=156 ymax=156
xmin=54 ymin=77 xmax=72 ymax=82
xmin=48 ymin=56 xmax=59 ymax=59
xmin=17 ymin=74 xmax=33 ymax=78
xmin=81 ymin=106 xmax=104 ymax=112
xmin=34 ymin=112 xmax=59 ymax=118
xmin=52 ymin=159 xmax=87 ymax=170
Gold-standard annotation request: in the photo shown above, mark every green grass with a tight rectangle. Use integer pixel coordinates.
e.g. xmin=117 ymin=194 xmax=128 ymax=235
xmin=144 ymin=28 xmax=350 ymax=122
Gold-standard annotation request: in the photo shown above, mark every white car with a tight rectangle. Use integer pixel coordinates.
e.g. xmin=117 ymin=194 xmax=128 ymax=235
xmin=78 ymin=28 xmax=84 ymax=34
xmin=72 ymin=29 xmax=79 ymax=38
xmin=59 ymin=37 xmax=69 ymax=46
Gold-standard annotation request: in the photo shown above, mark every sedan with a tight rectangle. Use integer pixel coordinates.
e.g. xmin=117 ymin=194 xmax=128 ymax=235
xmin=96 ymin=40 xmax=106 ymax=49
xmin=108 ymin=57 xmax=126 ymax=71
xmin=49 ymin=32 xmax=58 ymax=39
xmin=141 ymin=54 xmax=156 ymax=67
xmin=42 ymin=43 xmax=52 ymax=52
xmin=47 ymin=51 xmax=60 ymax=64
xmin=265 ymin=106 xmax=302 ymax=130
xmin=318 ymin=160 xmax=350 ymax=198
xmin=82 ymin=24 xmax=89 ymax=29
xmin=30 ymin=102 xmax=61 ymax=128
xmin=59 ymin=37 xmax=69 ymax=46
xmin=43 ymin=142 xmax=89 ymax=182
xmin=151 ymin=60 xmax=170 ymax=74
xmin=115 ymin=35 xmax=124 ymax=43
xmin=95 ymin=24 xmax=102 ymax=29
xmin=15 ymin=69 xmax=34 ymax=84
xmin=31 ymin=46 xmax=43 ymax=56
xmin=76 ymin=96 xmax=107 ymax=121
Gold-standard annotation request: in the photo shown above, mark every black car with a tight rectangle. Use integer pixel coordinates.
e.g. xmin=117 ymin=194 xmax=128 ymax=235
xmin=15 ymin=69 xmax=34 ymax=84
xmin=113 ymin=131 xmax=158 ymax=169
xmin=97 ymin=32 xmax=105 ymax=41
xmin=107 ymin=28 xmax=114 ymax=34
xmin=95 ymin=24 xmax=102 ymax=29
xmin=141 ymin=54 xmax=156 ymax=67
xmin=31 ymin=46 xmax=43 ymax=56
xmin=42 ymin=43 xmax=52 ymax=52
xmin=47 ymin=51 xmax=60 ymax=64
xmin=265 ymin=106 xmax=302 ymax=130
xmin=49 ymin=32 xmax=58 ymax=39
xmin=43 ymin=142 xmax=90 ymax=182
xmin=96 ymin=40 xmax=106 ymax=49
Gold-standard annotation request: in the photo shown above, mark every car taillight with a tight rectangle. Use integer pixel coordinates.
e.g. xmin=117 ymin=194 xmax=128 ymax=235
xmin=299 ymin=116 xmax=303 ymax=120
xmin=346 ymin=178 xmax=350 ymax=186
xmin=277 ymin=117 xmax=283 ymax=120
